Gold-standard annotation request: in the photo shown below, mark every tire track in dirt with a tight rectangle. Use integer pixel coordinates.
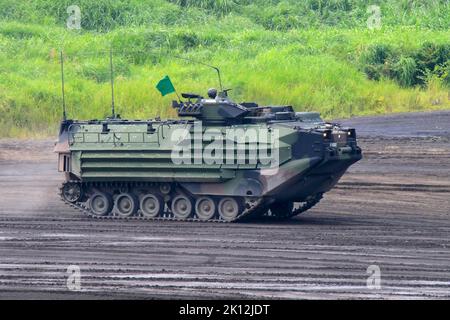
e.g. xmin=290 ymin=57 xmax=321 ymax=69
xmin=0 ymin=111 xmax=449 ymax=299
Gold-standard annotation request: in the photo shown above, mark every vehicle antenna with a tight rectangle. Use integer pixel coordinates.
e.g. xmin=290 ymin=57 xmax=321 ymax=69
xmin=172 ymin=55 xmax=223 ymax=92
xmin=109 ymin=47 xmax=116 ymax=118
xmin=60 ymin=50 xmax=67 ymax=120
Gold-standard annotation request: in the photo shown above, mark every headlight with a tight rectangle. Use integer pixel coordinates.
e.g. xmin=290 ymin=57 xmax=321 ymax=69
xmin=347 ymin=129 xmax=356 ymax=139
xmin=322 ymin=130 xmax=332 ymax=140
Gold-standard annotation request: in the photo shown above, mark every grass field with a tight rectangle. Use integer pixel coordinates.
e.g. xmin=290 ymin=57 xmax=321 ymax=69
xmin=0 ymin=0 xmax=449 ymax=137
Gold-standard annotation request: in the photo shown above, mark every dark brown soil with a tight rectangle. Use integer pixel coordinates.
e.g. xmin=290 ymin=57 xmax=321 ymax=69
xmin=0 ymin=111 xmax=449 ymax=299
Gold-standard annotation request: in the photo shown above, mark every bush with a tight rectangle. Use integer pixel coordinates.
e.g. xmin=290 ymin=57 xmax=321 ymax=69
xmin=361 ymin=42 xmax=450 ymax=87
xmin=360 ymin=44 xmax=395 ymax=81
xmin=394 ymin=56 xmax=417 ymax=87
xmin=413 ymin=42 xmax=450 ymax=84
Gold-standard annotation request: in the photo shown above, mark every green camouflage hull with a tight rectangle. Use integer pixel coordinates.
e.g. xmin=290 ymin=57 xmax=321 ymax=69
xmin=55 ymin=92 xmax=362 ymax=222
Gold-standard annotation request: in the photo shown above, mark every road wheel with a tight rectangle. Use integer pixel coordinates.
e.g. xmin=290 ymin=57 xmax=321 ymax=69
xmin=140 ymin=193 xmax=164 ymax=218
xmin=114 ymin=193 xmax=138 ymax=217
xmin=269 ymin=201 xmax=294 ymax=218
xmin=89 ymin=192 xmax=113 ymax=216
xmin=62 ymin=182 xmax=82 ymax=203
xmin=218 ymin=197 xmax=242 ymax=222
xmin=171 ymin=194 xmax=193 ymax=220
xmin=195 ymin=197 xmax=216 ymax=221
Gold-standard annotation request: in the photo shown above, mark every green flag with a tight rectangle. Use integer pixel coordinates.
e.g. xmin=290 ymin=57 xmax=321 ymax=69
xmin=156 ymin=75 xmax=176 ymax=96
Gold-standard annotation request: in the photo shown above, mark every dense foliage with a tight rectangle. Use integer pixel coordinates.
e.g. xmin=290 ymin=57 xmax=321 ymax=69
xmin=0 ymin=0 xmax=449 ymax=136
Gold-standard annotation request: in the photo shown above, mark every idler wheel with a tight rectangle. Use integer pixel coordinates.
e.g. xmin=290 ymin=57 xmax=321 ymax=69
xmin=114 ymin=193 xmax=138 ymax=217
xmin=89 ymin=192 xmax=113 ymax=216
xmin=269 ymin=201 xmax=294 ymax=218
xmin=62 ymin=182 xmax=82 ymax=203
xmin=171 ymin=194 xmax=193 ymax=220
xmin=218 ymin=197 xmax=242 ymax=222
xmin=140 ymin=193 xmax=164 ymax=218
xmin=195 ymin=197 xmax=216 ymax=221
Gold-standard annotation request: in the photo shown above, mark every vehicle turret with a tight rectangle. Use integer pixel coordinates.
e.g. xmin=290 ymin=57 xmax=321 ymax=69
xmin=172 ymin=89 xmax=249 ymax=125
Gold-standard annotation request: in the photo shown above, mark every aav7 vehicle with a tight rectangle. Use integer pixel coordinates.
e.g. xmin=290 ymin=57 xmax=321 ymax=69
xmin=55 ymin=84 xmax=362 ymax=222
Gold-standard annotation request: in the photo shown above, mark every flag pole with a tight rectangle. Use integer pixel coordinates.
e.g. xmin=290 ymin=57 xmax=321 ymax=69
xmin=174 ymin=89 xmax=181 ymax=101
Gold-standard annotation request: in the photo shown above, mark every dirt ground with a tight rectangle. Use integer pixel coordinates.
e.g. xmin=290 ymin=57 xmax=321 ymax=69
xmin=0 ymin=111 xmax=449 ymax=299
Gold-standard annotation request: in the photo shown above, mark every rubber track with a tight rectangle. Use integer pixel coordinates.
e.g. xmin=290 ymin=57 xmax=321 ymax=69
xmin=290 ymin=193 xmax=323 ymax=218
xmin=59 ymin=182 xmax=264 ymax=223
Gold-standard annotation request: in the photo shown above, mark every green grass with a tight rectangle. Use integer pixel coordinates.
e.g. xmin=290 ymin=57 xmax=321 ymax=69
xmin=0 ymin=0 xmax=449 ymax=137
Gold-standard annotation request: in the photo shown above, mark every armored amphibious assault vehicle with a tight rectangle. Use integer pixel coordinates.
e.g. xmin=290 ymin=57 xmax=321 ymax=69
xmin=55 ymin=87 xmax=362 ymax=222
